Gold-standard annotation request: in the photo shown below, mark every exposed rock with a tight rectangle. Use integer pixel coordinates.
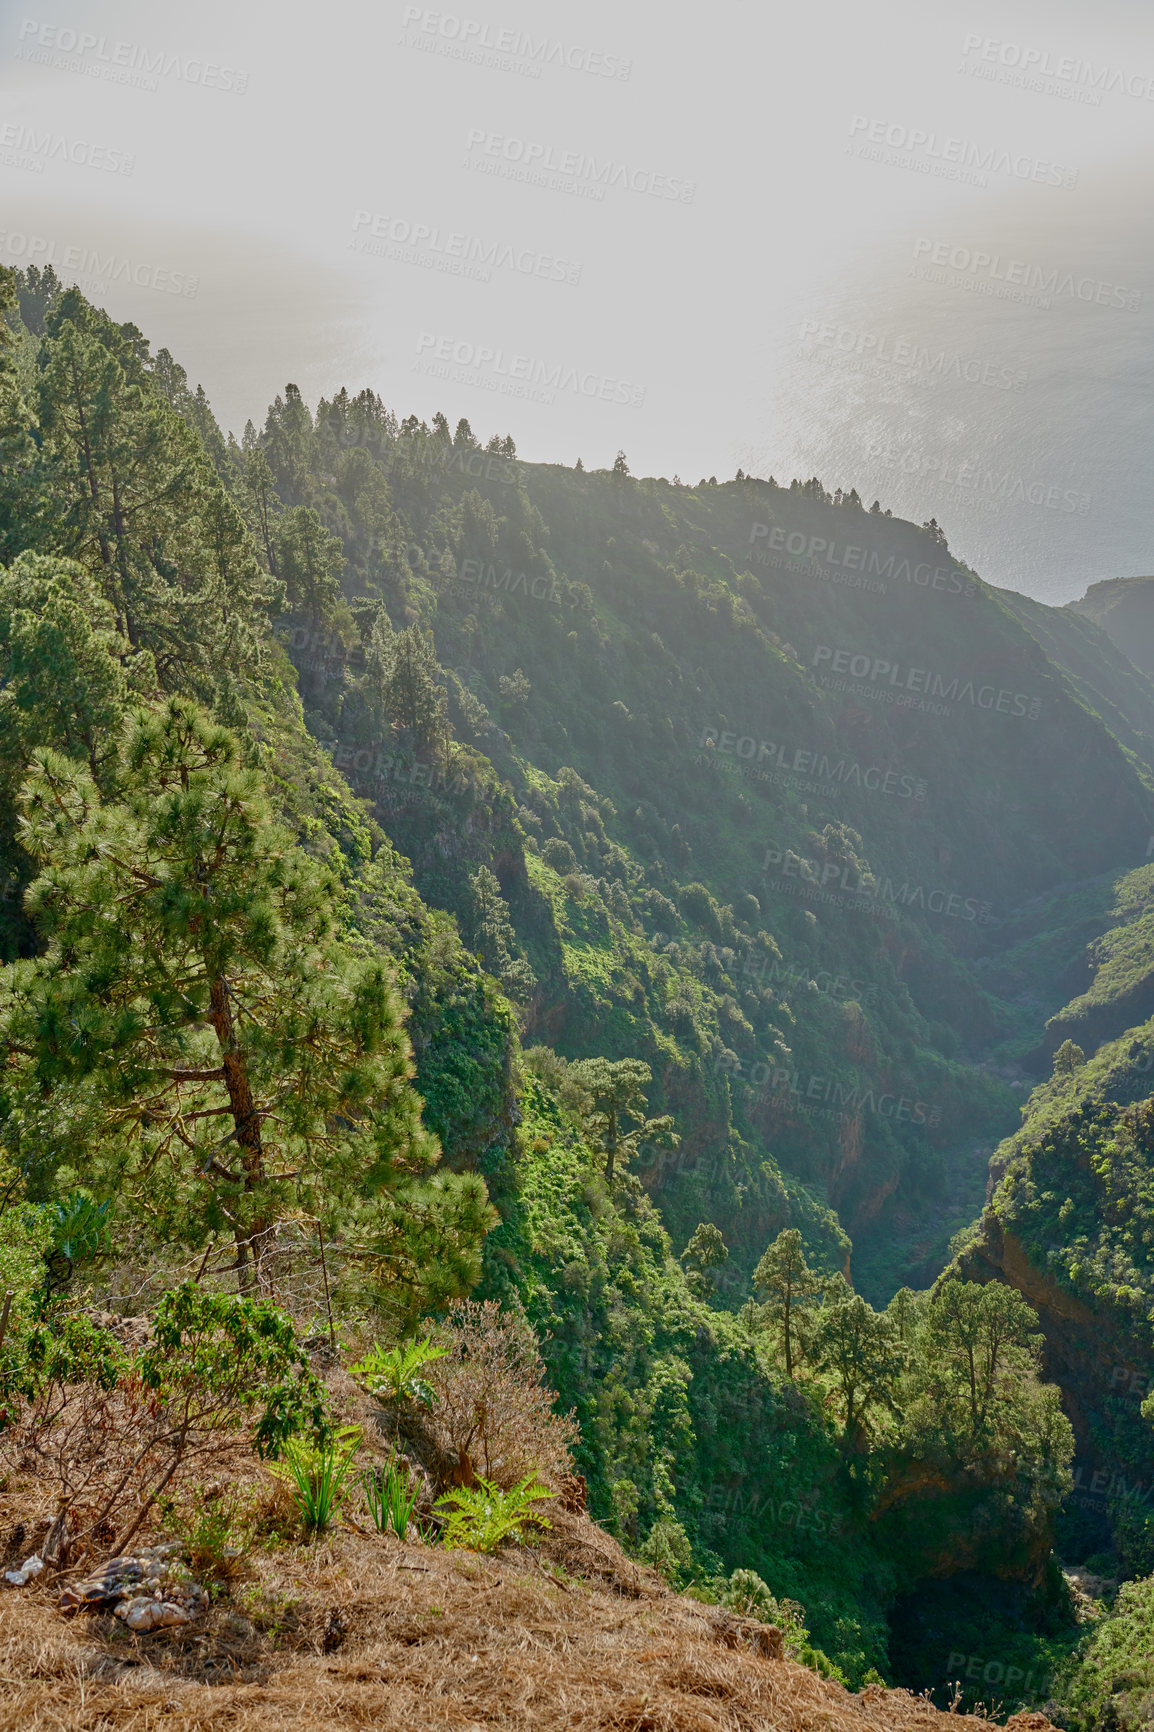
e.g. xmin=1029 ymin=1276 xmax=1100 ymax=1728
xmin=59 ymin=1544 xmax=207 ymax=1628
xmin=4 ymin=1552 xmax=44 ymax=1586
xmin=117 ymin=1596 xmax=192 ymax=1631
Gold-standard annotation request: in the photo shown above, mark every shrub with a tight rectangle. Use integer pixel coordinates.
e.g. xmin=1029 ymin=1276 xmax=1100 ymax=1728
xmin=679 ymin=881 xmax=722 ymax=939
xmin=435 ymin=1474 xmax=551 ymax=1553
xmin=428 ymin=1299 xmax=579 ymax=1490
xmin=640 ymin=1515 xmax=693 ymax=1584
xmin=166 ymin=1480 xmax=259 ymax=1585
xmin=0 ymin=1282 xmax=328 ymax=1557
xmin=643 ymin=888 xmax=679 ymax=931
xmin=542 ymin=837 xmax=578 ymax=874
xmin=723 ymin=1569 xmax=809 ymax=1656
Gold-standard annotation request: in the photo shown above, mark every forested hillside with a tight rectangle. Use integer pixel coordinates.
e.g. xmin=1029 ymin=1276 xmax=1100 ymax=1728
xmin=1 ymin=265 xmax=1153 ymax=1723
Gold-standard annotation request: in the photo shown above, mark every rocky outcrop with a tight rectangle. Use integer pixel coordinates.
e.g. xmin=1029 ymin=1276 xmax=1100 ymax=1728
xmin=958 ymin=1216 xmax=1151 ymax=1549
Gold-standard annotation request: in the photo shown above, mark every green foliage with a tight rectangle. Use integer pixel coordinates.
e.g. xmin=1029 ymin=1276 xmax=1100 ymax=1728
xmin=271 ymin=1425 xmax=361 ymax=1533
xmin=0 ymin=698 xmax=487 ymax=1302
xmin=681 ymin=1222 xmax=728 ymax=1299
xmin=362 ymin=1454 xmax=421 ymax=1537
xmin=568 ymin=1056 xmax=677 ymax=1185
xmin=434 ymin=1473 xmax=552 ymax=1553
xmin=12 ymin=290 xmax=275 ymax=694
xmin=18 ymin=1308 xmax=125 ymax=1403
xmin=0 ymin=1175 xmax=51 ymax=1406
xmin=467 ymin=865 xmax=536 ymax=1004
xmin=721 ymin=1568 xmax=811 ymax=1658
xmin=0 ymin=276 xmax=1139 ymax=1697
xmin=750 ymin=1228 xmax=824 ymax=1377
xmin=640 ymin=1514 xmax=695 ymax=1584
xmin=917 ymin=1279 xmax=1045 ymax=1440
xmin=2 ymin=1282 xmax=327 ymax=1557
xmin=349 ymin=1335 xmax=446 ymax=1408
xmin=0 ymin=552 xmax=136 ymax=780
xmin=43 ymin=1191 xmax=111 ymax=1266
xmin=275 ymin=505 xmax=345 ymax=631
xmin=380 ymin=625 xmax=445 ymax=747
xmin=811 ymin=1277 xmax=907 ymax=1443
xmin=1060 ymin=1574 xmax=1154 ymax=1730
xmin=141 ymin=1281 xmax=329 ymax=1461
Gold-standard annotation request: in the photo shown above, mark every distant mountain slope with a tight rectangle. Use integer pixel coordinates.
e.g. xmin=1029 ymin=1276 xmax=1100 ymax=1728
xmin=262 ymin=427 xmax=1154 ymax=1294
xmin=1001 ymin=583 xmax=1154 ymax=780
xmin=1070 ymin=574 xmax=1154 ymax=682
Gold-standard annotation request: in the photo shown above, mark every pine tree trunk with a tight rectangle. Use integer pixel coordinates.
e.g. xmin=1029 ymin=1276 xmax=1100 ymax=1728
xmin=207 ymin=971 xmax=269 ymax=1292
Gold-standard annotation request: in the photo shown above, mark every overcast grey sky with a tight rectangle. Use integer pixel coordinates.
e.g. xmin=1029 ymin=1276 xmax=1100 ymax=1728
xmin=2 ymin=0 xmax=1152 ymax=601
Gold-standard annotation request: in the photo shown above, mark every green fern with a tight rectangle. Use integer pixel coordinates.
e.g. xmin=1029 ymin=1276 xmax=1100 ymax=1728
xmin=434 ymin=1475 xmax=552 ymax=1554
xmin=349 ymin=1336 xmax=446 ymax=1409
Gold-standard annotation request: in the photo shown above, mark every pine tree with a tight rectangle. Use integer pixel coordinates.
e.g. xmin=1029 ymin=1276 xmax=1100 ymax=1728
xmin=0 ymin=268 xmax=37 ymax=563
xmin=29 ymin=292 xmax=273 ymax=692
xmin=811 ymin=1278 xmax=906 ymax=1443
xmin=383 ymin=625 xmax=444 ymax=748
xmin=682 ymin=1222 xmax=728 ymax=1298
xmin=0 ymin=699 xmax=487 ymax=1294
xmin=920 ymin=1280 xmax=1044 ymax=1436
xmin=243 ymin=447 xmax=281 ymax=574
xmin=262 ymin=383 xmax=315 ymax=505
xmin=467 ymin=866 xmax=536 ymax=1004
xmin=751 ymin=1227 xmax=823 ymax=1377
xmin=275 ymin=505 xmax=345 ymax=632
xmin=569 ymin=1057 xmax=677 ymax=1184
xmin=0 ymin=552 xmax=136 ymax=783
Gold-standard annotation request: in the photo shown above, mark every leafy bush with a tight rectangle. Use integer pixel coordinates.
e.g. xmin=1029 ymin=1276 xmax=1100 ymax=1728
xmin=640 ymin=1515 xmax=694 ymax=1585
xmin=1059 ymin=1574 xmax=1154 ymax=1730
xmin=722 ymin=1569 xmax=810 ymax=1657
xmin=435 ymin=1474 xmax=551 ymax=1553
xmin=166 ymin=1480 xmax=259 ymax=1585
xmin=1 ymin=1281 xmax=329 ymax=1556
xmin=541 ymin=837 xmax=578 ymax=874
xmin=679 ymin=882 xmax=722 ymax=939
xmin=0 ymin=1178 xmax=52 ymax=1414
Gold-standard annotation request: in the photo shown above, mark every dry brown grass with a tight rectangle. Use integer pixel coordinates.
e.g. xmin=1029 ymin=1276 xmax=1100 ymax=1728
xmin=0 ymin=1492 xmax=1034 ymax=1732
xmin=0 ymin=1345 xmax=1046 ymax=1732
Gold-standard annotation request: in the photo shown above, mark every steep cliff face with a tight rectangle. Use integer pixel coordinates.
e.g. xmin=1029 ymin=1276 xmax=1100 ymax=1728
xmin=959 ymin=1217 xmax=1142 ymax=1551
xmin=1070 ymin=574 xmax=1154 ymax=683
xmin=953 ymin=1041 xmax=1154 ymax=1566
